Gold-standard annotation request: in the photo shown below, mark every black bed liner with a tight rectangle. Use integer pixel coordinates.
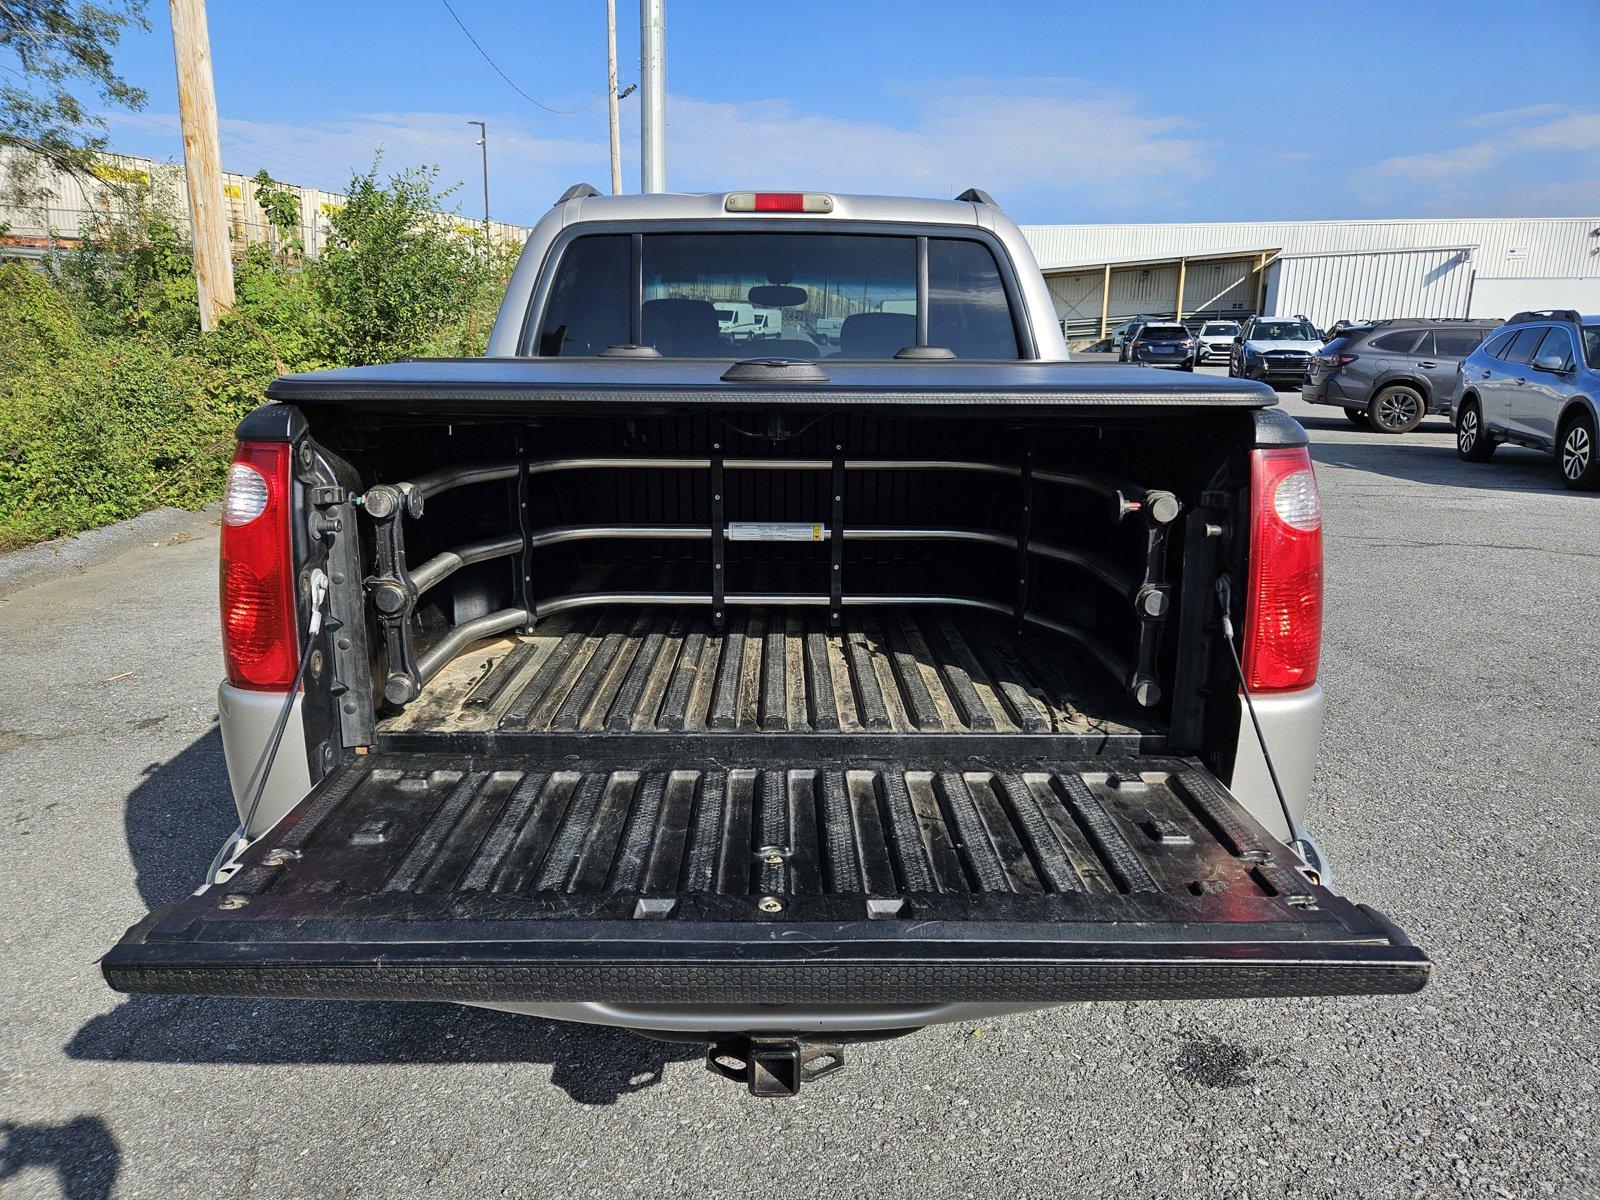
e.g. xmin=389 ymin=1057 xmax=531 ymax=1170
xmin=385 ymin=609 xmax=1159 ymax=746
xmin=104 ymin=750 xmax=1428 ymax=1004
xmin=265 ymin=357 xmax=1279 ymax=414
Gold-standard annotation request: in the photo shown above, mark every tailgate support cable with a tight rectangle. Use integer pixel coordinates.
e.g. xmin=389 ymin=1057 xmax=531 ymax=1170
xmin=1214 ymin=574 xmax=1314 ymax=870
xmin=236 ymin=569 xmax=330 ymax=844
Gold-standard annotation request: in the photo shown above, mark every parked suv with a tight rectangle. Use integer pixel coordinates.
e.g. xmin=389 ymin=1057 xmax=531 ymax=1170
xmin=1127 ymin=321 xmax=1196 ymax=369
xmin=1195 ymin=320 xmax=1241 ymax=364
xmin=1453 ymin=309 xmax=1600 ymax=490
xmin=1303 ymin=319 xmax=1499 ymax=433
xmin=1112 ymin=315 xmax=1158 ymax=357
xmin=1229 ymin=316 xmax=1322 ymax=388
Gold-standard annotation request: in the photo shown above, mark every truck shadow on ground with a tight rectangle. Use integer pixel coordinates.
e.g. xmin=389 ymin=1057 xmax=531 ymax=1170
xmin=83 ymin=729 xmax=701 ymax=1105
xmin=0 ymin=1116 xmax=120 ymax=1200
xmin=66 ymin=996 xmax=701 ymax=1105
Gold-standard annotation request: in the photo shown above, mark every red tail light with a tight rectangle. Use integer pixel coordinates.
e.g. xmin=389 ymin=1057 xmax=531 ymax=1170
xmin=220 ymin=441 xmax=299 ymax=689
xmin=1242 ymin=446 xmax=1322 ymax=692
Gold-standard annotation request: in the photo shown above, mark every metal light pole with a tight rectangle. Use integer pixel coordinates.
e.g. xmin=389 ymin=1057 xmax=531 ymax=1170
xmin=467 ymin=120 xmax=490 ymax=246
xmin=606 ymin=0 xmax=623 ymax=194
xmin=639 ymin=0 xmax=666 ymax=193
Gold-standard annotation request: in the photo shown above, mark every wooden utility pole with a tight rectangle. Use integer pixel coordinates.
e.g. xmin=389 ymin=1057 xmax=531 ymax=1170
xmin=169 ymin=0 xmax=234 ymax=331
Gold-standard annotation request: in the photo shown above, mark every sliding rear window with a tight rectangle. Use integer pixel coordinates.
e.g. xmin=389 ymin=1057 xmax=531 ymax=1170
xmin=534 ymin=231 xmax=1023 ymax=360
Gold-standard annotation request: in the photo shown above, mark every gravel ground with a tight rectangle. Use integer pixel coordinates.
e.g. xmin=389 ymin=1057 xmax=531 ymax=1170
xmin=1 ymin=388 xmax=1596 ymax=1200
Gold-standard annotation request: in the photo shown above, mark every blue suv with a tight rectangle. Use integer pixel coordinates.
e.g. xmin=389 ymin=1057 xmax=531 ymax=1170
xmin=1452 ymin=310 xmax=1600 ymax=490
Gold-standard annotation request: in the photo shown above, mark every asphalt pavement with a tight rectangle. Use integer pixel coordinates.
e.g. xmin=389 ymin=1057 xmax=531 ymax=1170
xmin=1 ymin=378 xmax=1596 ymax=1199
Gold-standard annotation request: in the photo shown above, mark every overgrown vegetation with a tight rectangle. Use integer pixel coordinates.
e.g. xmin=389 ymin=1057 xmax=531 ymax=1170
xmin=0 ymin=163 xmax=516 ymax=549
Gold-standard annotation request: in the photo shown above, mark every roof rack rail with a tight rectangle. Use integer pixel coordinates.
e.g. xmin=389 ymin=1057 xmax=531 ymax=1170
xmin=1508 ymin=308 xmax=1582 ymax=325
xmin=956 ymin=187 xmax=999 ymax=207
xmin=555 ymin=182 xmax=603 ymax=204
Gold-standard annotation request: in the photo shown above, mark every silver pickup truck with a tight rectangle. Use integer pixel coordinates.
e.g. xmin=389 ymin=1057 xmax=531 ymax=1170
xmin=104 ymin=187 xmax=1427 ymax=1096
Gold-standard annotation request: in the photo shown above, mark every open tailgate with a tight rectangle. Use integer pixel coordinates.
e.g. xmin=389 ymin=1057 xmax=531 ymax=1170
xmin=104 ymin=751 xmax=1427 ymax=1004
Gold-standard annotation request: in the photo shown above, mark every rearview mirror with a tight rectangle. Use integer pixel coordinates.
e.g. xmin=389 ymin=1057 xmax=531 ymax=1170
xmin=1532 ymin=353 xmax=1569 ymax=373
xmin=748 ymin=284 xmax=808 ymax=308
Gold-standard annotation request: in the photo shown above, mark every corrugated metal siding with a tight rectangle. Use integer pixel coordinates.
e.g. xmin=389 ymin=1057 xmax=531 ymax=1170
xmin=1269 ymin=248 xmax=1475 ymax=328
xmin=1046 ymin=257 xmax=1258 ymax=329
xmin=0 ymin=147 xmax=532 ymax=258
xmin=1046 ymin=271 xmax=1103 ymax=324
xmin=1468 ymin=276 xmax=1600 ymax=319
xmin=1022 ymin=218 xmax=1600 ymax=280
xmin=1181 ymin=260 xmax=1254 ymax=314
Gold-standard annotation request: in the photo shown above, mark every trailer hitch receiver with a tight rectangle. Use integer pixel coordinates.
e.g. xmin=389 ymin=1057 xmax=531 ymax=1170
xmin=706 ymin=1036 xmax=845 ymax=1097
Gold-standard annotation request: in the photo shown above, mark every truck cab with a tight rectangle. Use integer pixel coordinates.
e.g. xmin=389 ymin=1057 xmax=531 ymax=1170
xmin=105 ymin=188 xmax=1426 ymax=1095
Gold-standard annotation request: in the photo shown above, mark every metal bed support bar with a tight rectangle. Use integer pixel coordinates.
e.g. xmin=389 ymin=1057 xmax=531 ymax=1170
xmin=403 ymin=456 xmax=1150 ymax=507
xmin=406 ymin=525 xmax=1139 ymax=601
xmin=364 ymin=459 xmax=1177 ymax=712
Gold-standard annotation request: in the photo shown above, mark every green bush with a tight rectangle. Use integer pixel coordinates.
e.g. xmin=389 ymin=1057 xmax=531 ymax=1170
xmin=0 ymin=163 xmax=514 ymax=549
xmin=0 ymin=326 xmax=252 ymax=549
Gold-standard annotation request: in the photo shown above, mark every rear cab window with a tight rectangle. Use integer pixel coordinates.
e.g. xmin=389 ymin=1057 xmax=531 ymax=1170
xmin=534 ymin=229 xmax=1023 ymax=359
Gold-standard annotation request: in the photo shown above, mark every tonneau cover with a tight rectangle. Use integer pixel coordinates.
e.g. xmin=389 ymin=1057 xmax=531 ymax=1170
xmin=265 ymin=357 xmax=1279 ymax=414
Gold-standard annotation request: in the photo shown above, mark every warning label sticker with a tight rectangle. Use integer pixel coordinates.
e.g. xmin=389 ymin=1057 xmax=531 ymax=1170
xmin=725 ymin=522 xmax=827 ymax=542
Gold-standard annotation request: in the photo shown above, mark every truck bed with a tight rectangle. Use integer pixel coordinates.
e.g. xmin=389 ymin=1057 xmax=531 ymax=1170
xmin=384 ymin=608 xmax=1158 ymax=745
xmin=104 ymin=749 xmax=1427 ymax=1004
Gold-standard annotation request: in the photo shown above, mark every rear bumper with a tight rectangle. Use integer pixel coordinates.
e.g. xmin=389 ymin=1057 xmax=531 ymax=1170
xmin=105 ymin=931 xmax=1429 ymax=1005
xmin=1301 ymin=378 xmax=1353 ymax=407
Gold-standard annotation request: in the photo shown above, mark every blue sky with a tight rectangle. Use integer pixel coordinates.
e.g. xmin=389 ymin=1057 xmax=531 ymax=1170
xmin=95 ymin=0 xmax=1600 ymax=227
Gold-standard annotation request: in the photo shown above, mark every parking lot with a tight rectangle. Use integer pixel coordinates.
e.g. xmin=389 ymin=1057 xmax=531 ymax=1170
xmin=1 ymin=379 xmax=1596 ymax=1200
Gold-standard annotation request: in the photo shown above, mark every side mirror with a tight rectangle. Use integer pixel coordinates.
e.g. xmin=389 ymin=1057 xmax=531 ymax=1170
xmin=1532 ymin=353 xmax=1569 ymax=373
xmin=1232 ymin=337 xmax=1243 ymax=345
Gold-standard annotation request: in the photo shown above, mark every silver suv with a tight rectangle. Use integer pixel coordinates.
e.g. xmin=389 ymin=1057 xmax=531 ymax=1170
xmin=1195 ymin=320 xmax=1241 ymax=364
xmin=1229 ymin=316 xmax=1323 ymax=389
xmin=1303 ymin=319 xmax=1499 ymax=433
xmin=1452 ymin=309 xmax=1600 ymax=490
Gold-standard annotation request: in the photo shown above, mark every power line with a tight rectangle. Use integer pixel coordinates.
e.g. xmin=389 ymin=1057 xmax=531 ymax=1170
xmin=114 ymin=110 xmax=354 ymax=189
xmin=104 ymin=111 xmax=353 ymax=193
xmin=438 ymin=0 xmax=601 ymax=116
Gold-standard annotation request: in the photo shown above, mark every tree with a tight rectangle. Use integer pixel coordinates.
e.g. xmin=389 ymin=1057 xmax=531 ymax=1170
xmin=309 ymin=163 xmax=488 ymax=365
xmin=0 ymin=1 xmax=149 ymax=203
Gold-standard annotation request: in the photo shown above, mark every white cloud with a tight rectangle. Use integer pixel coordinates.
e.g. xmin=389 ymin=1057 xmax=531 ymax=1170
xmin=1458 ymin=103 xmax=1568 ymax=128
xmin=661 ymin=79 xmax=1214 ymax=207
xmin=1368 ymin=141 xmax=1501 ymax=184
xmin=111 ymin=78 xmax=1210 ymax=222
xmin=1358 ymin=105 xmax=1600 ymax=214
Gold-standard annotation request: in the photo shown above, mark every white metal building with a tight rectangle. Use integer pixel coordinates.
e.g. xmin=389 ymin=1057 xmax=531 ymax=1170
xmin=1020 ymin=217 xmax=1600 ymax=341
